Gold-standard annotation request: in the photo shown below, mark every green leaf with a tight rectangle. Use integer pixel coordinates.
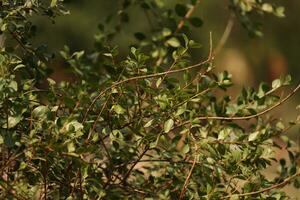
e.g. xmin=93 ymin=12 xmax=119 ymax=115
xmin=156 ymin=77 xmax=162 ymax=88
xmin=164 ymin=119 xmax=174 ymax=133
xmin=257 ymin=82 xmax=269 ymax=98
xmin=218 ymin=129 xmax=228 ymax=140
xmin=181 ymin=144 xmax=190 ymax=154
xmin=50 ymin=0 xmax=58 ymax=7
xmin=275 ymin=7 xmax=285 ymax=18
xmin=67 ymin=142 xmax=75 ymax=153
xmin=166 ymin=37 xmax=181 ymax=48
xmin=112 ymin=104 xmax=126 ymax=115
xmin=162 ymin=28 xmax=172 ymax=37
xmin=175 ymin=4 xmax=187 ymax=17
xmin=47 ymin=78 xmax=56 ymax=85
xmin=73 ymin=50 xmax=85 ymax=59
xmin=248 ymin=131 xmax=260 ymax=142
xmin=2 ymin=116 xmax=22 ymax=129
xmin=66 ymin=121 xmax=83 ymax=132
xmin=175 ymin=106 xmax=186 ymax=116
xmin=13 ymin=64 xmax=26 ymax=71
xmin=150 ymin=134 xmax=161 ymax=149
xmin=32 ymin=106 xmax=49 ymax=118
xmin=272 ymin=79 xmax=281 ymax=89
xmin=189 ymin=17 xmax=203 ymax=27
xmin=8 ymin=80 xmax=18 ymax=91
xmin=281 ymin=74 xmax=291 ymax=86
xmin=261 ymin=3 xmax=273 ymax=13
xmin=229 ymin=194 xmax=239 ymax=200
xmin=134 ymin=32 xmax=146 ymax=40
xmin=144 ymin=119 xmax=154 ymax=128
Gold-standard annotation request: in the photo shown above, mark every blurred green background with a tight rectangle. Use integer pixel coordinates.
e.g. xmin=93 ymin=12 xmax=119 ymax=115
xmin=33 ymin=0 xmax=299 ymax=134
xmin=33 ymin=1 xmax=300 ymax=81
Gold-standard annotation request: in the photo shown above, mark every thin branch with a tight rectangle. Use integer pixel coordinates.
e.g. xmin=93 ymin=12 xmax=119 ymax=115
xmin=122 ymin=147 xmax=149 ymax=184
xmin=175 ymin=83 xmax=300 ymax=128
xmin=214 ymin=13 xmax=235 ymax=56
xmin=179 ymin=155 xmax=197 ymax=199
xmin=114 ymin=159 xmax=198 ymax=169
xmin=8 ymin=30 xmax=35 ymax=55
xmin=175 ymin=0 xmax=201 ymax=33
xmin=82 ymin=34 xmax=214 ymax=123
xmin=179 ymin=144 xmax=199 ymax=199
xmin=174 ymin=88 xmax=211 ymax=108
xmin=116 ymin=184 xmax=152 ymax=195
xmin=222 ymin=171 xmax=300 ymax=199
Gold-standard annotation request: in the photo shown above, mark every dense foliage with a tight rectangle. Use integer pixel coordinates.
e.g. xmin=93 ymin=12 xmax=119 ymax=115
xmin=0 ymin=0 xmax=300 ymax=199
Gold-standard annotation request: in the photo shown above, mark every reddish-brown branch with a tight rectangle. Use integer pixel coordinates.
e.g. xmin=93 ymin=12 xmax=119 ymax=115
xmin=214 ymin=13 xmax=235 ymax=56
xmin=222 ymin=171 xmax=300 ymax=199
xmin=179 ymin=153 xmax=197 ymax=199
xmin=82 ymin=34 xmax=214 ymax=123
xmin=175 ymin=0 xmax=201 ymax=33
xmin=175 ymin=83 xmax=300 ymax=129
xmin=122 ymin=147 xmax=149 ymax=184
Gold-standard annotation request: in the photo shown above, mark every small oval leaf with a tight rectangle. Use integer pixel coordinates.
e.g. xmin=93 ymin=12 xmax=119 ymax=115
xmin=164 ymin=119 xmax=174 ymax=133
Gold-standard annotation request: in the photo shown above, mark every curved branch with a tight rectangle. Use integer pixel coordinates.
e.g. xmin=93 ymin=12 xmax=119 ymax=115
xmin=179 ymin=155 xmax=197 ymax=199
xmin=214 ymin=13 xmax=235 ymax=56
xmin=222 ymin=171 xmax=300 ymax=199
xmin=175 ymin=83 xmax=300 ymax=128
xmin=82 ymin=34 xmax=214 ymax=123
xmin=175 ymin=0 xmax=201 ymax=33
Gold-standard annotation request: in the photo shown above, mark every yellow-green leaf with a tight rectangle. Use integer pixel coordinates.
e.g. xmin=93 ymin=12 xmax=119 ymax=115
xmin=164 ymin=119 xmax=174 ymax=133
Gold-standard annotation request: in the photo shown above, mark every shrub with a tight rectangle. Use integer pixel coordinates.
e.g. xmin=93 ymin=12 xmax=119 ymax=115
xmin=0 ymin=0 xmax=299 ymax=199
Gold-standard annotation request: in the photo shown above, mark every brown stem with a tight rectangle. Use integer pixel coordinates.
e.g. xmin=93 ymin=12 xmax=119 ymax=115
xmin=82 ymin=33 xmax=214 ymax=123
xmin=122 ymin=147 xmax=149 ymax=184
xmin=179 ymin=147 xmax=198 ymax=199
xmin=175 ymin=0 xmax=201 ymax=33
xmin=175 ymin=83 xmax=300 ymax=129
xmin=222 ymin=171 xmax=300 ymax=199
xmin=214 ymin=13 xmax=235 ymax=56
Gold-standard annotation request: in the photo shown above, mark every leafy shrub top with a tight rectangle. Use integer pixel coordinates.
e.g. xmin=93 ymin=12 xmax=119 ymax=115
xmin=0 ymin=0 xmax=299 ymax=199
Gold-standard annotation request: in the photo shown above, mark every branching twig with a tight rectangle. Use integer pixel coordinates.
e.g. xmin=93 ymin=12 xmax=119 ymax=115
xmin=175 ymin=83 xmax=300 ymax=128
xmin=222 ymin=171 xmax=300 ymax=199
xmin=82 ymin=33 xmax=214 ymax=123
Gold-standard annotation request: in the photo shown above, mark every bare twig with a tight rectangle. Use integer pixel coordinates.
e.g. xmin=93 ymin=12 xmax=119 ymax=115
xmin=179 ymin=157 xmax=197 ymax=199
xmin=114 ymin=159 xmax=199 ymax=169
xmin=175 ymin=0 xmax=201 ymax=33
xmin=175 ymin=83 xmax=300 ymax=128
xmin=179 ymin=147 xmax=198 ymax=199
xmin=8 ymin=30 xmax=35 ymax=55
xmin=214 ymin=13 xmax=235 ymax=56
xmin=222 ymin=171 xmax=300 ymax=199
xmin=122 ymin=147 xmax=149 ymax=184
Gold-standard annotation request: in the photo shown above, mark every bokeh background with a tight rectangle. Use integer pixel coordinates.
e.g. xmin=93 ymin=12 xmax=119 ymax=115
xmin=31 ymin=0 xmax=300 ymax=196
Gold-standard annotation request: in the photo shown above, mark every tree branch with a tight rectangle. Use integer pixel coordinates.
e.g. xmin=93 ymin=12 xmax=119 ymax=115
xmin=175 ymin=83 xmax=300 ymax=129
xmin=222 ymin=171 xmax=300 ymax=199
xmin=175 ymin=0 xmax=201 ymax=33
xmin=179 ymin=155 xmax=197 ymax=199
xmin=82 ymin=33 xmax=214 ymax=123
xmin=214 ymin=13 xmax=235 ymax=56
